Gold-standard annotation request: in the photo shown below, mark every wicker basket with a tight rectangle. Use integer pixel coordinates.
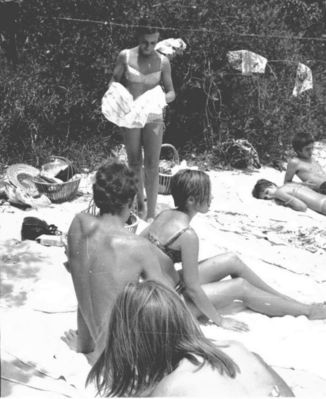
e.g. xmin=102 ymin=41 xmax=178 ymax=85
xmin=158 ymin=144 xmax=179 ymax=195
xmin=82 ymin=199 xmax=139 ymax=234
xmin=33 ymin=156 xmax=81 ymax=203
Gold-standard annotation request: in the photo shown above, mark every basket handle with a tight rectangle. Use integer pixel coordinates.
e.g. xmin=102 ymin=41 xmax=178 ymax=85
xmin=48 ymin=155 xmax=75 ymax=180
xmin=160 ymin=144 xmax=180 ymax=165
xmin=48 ymin=155 xmax=72 ymax=167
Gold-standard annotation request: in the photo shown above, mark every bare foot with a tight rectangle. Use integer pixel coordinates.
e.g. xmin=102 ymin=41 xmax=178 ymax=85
xmin=308 ymin=303 xmax=326 ymax=320
xmin=61 ymin=329 xmax=79 ymax=352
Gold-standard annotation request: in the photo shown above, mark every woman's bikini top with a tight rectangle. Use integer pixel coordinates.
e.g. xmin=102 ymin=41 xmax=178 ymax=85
xmin=147 ymin=226 xmax=192 ymax=264
xmin=125 ymin=50 xmax=163 ymax=85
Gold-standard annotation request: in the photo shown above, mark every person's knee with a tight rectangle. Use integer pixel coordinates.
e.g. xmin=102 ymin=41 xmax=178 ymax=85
xmin=144 ymin=159 xmax=159 ymax=174
xmin=231 ymin=277 xmax=249 ymax=299
xmin=224 ymin=252 xmax=243 ymax=275
xmin=128 ymin=158 xmax=142 ymax=171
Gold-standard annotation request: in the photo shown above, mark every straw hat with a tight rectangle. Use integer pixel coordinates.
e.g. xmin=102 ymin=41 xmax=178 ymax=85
xmin=6 ymin=164 xmax=40 ymax=197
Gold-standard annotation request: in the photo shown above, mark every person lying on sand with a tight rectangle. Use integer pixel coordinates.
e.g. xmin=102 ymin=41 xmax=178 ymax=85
xmin=62 ymin=160 xmax=172 ymax=364
xmin=87 ymin=281 xmax=294 ymax=397
xmin=140 ymin=169 xmax=326 ymax=325
xmin=284 ymin=132 xmax=326 ymax=194
xmin=252 ymin=178 xmax=326 ymax=215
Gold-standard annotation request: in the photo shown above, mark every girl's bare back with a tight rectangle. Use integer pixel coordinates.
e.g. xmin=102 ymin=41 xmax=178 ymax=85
xmin=68 ymin=213 xmax=167 ymax=359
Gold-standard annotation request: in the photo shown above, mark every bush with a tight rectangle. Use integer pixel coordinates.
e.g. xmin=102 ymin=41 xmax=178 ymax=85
xmin=0 ymin=0 xmax=325 ymax=168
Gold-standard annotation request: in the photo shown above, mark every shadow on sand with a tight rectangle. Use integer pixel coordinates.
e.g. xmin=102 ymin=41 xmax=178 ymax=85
xmin=1 ymin=239 xmax=47 ymax=307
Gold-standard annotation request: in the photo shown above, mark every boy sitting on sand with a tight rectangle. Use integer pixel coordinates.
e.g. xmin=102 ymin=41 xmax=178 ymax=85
xmin=252 ymin=179 xmax=326 ymax=215
xmin=284 ymin=132 xmax=326 ymax=194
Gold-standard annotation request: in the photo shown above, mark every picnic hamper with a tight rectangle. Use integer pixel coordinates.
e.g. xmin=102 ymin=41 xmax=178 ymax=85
xmin=158 ymin=144 xmax=180 ymax=195
xmin=82 ymin=199 xmax=139 ymax=234
xmin=33 ymin=156 xmax=81 ymax=203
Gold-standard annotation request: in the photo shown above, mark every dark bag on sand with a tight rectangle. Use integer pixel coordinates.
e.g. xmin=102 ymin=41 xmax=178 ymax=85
xmin=21 ymin=217 xmax=60 ymax=240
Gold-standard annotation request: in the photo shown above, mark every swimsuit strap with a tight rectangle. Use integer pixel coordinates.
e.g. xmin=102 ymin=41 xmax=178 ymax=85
xmin=164 ymin=226 xmax=191 ymax=247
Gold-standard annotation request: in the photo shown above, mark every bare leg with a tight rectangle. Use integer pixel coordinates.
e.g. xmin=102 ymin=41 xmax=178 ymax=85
xmin=198 ymin=252 xmax=300 ymax=303
xmin=122 ymin=127 xmax=146 ymax=219
xmin=201 ymin=278 xmax=326 ymax=319
xmin=76 ymin=307 xmax=95 ymax=353
xmin=142 ymin=121 xmax=164 ymax=220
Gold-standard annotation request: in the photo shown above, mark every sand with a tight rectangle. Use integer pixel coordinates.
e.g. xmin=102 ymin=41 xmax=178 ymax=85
xmin=1 ymin=143 xmax=326 ymax=397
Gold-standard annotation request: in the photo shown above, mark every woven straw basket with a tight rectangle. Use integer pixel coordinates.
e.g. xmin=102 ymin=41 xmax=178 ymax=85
xmin=33 ymin=156 xmax=81 ymax=203
xmin=158 ymin=144 xmax=180 ymax=195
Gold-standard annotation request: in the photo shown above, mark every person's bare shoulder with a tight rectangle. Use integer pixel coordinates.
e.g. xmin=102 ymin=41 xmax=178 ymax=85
xmin=215 ymin=339 xmax=255 ymax=362
xmin=116 ymin=48 xmax=128 ymax=63
xmin=287 ymin=157 xmax=301 ymax=168
xmin=72 ymin=212 xmax=99 ymax=237
xmin=150 ymin=359 xmax=200 ymax=397
xmin=160 ymin=53 xmax=172 ymax=69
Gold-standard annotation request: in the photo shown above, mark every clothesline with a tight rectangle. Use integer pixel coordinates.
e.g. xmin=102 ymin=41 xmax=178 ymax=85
xmin=47 ymin=17 xmax=326 ymax=43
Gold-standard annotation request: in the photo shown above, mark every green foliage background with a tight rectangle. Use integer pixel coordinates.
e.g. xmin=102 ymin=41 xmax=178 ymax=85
xmin=0 ymin=0 xmax=325 ymax=168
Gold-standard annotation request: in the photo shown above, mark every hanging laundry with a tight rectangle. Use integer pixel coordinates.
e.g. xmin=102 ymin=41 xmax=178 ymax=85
xmin=101 ymin=82 xmax=167 ymax=128
xmin=155 ymin=38 xmax=187 ymax=57
xmin=227 ymin=50 xmax=268 ymax=75
xmin=292 ymin=62 xmax=313 ymax=97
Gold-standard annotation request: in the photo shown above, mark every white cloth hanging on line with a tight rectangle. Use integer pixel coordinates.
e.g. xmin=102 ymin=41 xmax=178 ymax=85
xmin=155 ymin=38 xmax=187 ymax=57
xmin=292 ymin=62 xmax=313 ymax=97
xmin=227 ymin=50 xmax=268 ymax=75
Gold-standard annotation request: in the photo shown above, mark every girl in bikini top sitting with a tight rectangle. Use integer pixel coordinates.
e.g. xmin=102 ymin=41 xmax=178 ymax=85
xmin=141 ymin=169 xmax=326 ymax=332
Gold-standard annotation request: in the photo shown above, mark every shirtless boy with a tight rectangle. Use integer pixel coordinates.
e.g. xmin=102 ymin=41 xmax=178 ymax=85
xmin=284 ymin=132 xmax=326 ymax=194
xmin=252 ymin=178 xmax=326 ymax=215
xmin=62 ymin=161 xmax=171 ymax=364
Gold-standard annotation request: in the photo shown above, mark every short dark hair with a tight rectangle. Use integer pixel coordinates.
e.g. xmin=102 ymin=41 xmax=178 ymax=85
xmin=292 ymin=132 xmax=315 ymax=154
xmin=93 ymin=160 xmax=138 ymax=215
xmin=171 ymin=169 xmax=211 ymax=209
xmin=87 ymin=280 xmax=238 ymax=397
xmin=252 ymin=179 xmax=275 ymax=199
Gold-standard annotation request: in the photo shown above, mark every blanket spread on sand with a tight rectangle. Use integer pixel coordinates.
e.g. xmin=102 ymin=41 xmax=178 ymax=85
xmin=1 ymin=142 xmax=326 ymax=397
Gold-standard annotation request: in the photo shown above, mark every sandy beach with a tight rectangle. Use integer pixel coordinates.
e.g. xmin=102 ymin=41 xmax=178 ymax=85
xmin=1 ymin=143 xmax=326 ymax=397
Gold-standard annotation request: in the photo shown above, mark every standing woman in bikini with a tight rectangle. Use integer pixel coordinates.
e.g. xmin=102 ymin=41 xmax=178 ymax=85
xmin=141 ymin=169 xmax=326 ymax=330
xmin=109 ymin=19 xmax=176 ymax=220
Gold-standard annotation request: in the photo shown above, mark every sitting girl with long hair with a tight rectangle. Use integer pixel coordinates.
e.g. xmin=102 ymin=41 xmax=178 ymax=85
xmin=87 ymin=281 xmax=294 ymax=397
xmin=140 ymin=169 xmax=326 ymax=328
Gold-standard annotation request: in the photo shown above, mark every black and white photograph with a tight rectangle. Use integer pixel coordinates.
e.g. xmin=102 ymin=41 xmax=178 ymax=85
xmin=1 ymin=0 xmax=326 ymax=397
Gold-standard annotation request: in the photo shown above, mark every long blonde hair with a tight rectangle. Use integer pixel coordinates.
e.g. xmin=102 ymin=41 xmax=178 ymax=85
xmin=87 ymin=280 xmax=238 ymax=397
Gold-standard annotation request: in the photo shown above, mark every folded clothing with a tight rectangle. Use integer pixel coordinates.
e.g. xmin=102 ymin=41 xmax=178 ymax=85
xmin=102 ymin=82 xmax=166 ymax=128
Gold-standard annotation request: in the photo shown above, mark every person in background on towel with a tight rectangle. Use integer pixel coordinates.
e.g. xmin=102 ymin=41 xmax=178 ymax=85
xmin=62 ymin=160 xmax=171 ymax=364
xmin=252 ymin=178 xmax=326 ymax=215
xmin=87 ymin=280 xmax=294 ymax=397
xmin=109 ymin=18 xmax=175 ymax=221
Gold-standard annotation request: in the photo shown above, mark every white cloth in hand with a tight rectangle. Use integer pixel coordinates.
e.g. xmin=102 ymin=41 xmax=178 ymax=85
xmin=102 ymin=82 xmax=167 ymax=128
